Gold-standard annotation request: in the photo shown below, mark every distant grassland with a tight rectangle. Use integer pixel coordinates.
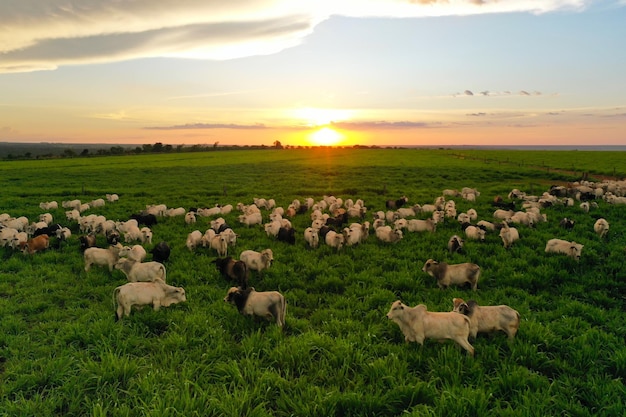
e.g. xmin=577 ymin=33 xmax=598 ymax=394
xmin=0 ymin=148 xmax=625 ymax=417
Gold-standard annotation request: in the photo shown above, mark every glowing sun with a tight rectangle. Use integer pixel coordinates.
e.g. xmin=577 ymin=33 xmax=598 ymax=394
xmin=309 ymin=127 xmax=344 ymax=146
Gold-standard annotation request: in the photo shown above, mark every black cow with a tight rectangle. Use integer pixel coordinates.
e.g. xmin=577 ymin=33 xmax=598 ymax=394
xmin=213 ymin=256 xmax=249 ymax=288
xmin=150 ymin=241 xmax=171 ymax=263
xmin=386 ymin=196 xmax=408 ymax=210
xmin=277 ymin=227 xmax=296 ymax=244
xmin=130 ymin=213 xmax=158 ymax=227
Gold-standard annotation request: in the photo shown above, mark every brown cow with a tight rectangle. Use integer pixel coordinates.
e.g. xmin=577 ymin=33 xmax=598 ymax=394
xmin=20 ymin=234 xmax=50 ymax=255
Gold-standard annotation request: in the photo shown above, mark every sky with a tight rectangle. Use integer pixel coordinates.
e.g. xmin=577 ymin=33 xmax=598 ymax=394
xmin=1 ymin=0 xmax=625 ymax=148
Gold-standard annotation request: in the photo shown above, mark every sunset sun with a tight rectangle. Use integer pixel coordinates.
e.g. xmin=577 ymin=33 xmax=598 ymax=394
xmin=308 ymin=127 xmax=344 ymax=146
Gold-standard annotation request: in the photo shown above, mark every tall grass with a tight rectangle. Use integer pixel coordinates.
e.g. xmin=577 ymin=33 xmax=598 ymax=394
xmin=0 ymin=148 xmax=624 ymax=416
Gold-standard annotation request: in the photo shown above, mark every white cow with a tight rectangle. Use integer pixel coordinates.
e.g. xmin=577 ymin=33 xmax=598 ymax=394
xmin=114 ymin=258 xmax=167 ymax=283
xmin=114 ymin=279 xmax=186 ymax=320
xmin=386 ymin=300 xmax=474 ymax=356
xmin=593 ymin=218 xmax=609 ymax=238
xmin=240 ymin=249 xmax=274 ymax=273
xmin=545 ymin=238 xmax=583 ymax=261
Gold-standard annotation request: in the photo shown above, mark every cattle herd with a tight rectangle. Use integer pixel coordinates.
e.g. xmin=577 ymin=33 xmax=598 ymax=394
xmin=1 ymin=178 xmax=624 ymax=356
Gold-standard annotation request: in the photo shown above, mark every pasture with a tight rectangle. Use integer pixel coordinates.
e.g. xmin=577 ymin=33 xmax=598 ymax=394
xmin=0 ymin=148 xmax=625 ymax=417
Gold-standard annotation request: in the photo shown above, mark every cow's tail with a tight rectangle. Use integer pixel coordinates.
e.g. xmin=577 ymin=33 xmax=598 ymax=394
xmin=279 ymin=295 xmax=287 ymax=328
xmin=113 ymin=286 xmax=121 ymax=321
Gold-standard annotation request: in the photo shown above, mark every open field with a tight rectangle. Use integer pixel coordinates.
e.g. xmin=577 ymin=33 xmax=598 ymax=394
xmin=0 ymin=148 xmax=625 ymax=416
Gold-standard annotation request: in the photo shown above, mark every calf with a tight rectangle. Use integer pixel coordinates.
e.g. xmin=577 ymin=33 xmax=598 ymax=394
xmin=422 ymin=259 xmax=480 ymax=291
xmin=114 ymin=278 xmax=186 ymax=320
xmin=386 ymin=300 xmax=474 ymax=356
xmin=224 ymin=286 xmax=286 ymax=327
xmin=452 ymin=298 xmax=520 ymax=340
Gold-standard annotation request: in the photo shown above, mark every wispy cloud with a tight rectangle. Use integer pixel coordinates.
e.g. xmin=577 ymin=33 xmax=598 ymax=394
xmin=455 ymin=89 xmax=548 ymax=97
xmin=145 ymin=123 xmax=268 ymax=130
xmin=331 ymin=121 xmax=438 ymax=130
xmin=0 ymin=0 xmax=598 ymax=73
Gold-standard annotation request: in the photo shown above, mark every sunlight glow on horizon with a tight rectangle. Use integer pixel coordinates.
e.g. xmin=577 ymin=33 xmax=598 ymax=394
xmin=306 ymin=127 xmax=345 ymax=146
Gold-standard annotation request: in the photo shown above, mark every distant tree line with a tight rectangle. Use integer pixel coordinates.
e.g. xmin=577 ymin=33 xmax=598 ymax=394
xmin=0 ymin=141 xmax=384 ymax=161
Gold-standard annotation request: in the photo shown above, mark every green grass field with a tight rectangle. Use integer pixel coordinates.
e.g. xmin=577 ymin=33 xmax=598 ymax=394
xmin=0 ymin=148 xmax=625 ymax=416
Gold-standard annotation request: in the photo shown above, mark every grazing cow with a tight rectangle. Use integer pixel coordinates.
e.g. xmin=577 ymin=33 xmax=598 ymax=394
xmin=39 ymin=213 xmax=53 ymax=225
xmin=324 ymin=230 xmax=345 ymax=250
xmin=84 ymin=244 xmax=123 ymax=271
xmin=213 ymin=257 xmax=249 ymax=288
xmin=499 ymin=223 xmax=520 ymax=249
xmin=33 ymin=223 xmax=62 ymax=238
xmin=277 ymin=227 xmax=296 ymax=244
xmin=452 ymin=298 xmax=520 ymax=340
xmin=10 ymin=232 xmax=28 ymax=250
xmin=119 ymin=244 xmax=147 ymax=262
xmin=224 ymin=286 xmax=286 ymax=327
xmin=594 ymin=218 xmax=609 ymax=238
xmin=463 ymin=224 xmax=486 ymax=242
xmin=493 ymin=209 xmax=514 ymax=221
xmin=130 ymin=213 xmax=158 ymax=227
xmin=545 ymin=238 xmax=583 ymax=260
xmin=406 ymin=218 xmax=436 ymax=233
xmin=476 ymin=220 xmax=497 ymax=232
xmin=114 ymin=258 xmax=167 ymax=282
xmin=559 ymin=218 xmax=576 ymax=230
xmin=422 ymin=259 xmax=480 ymax=291
xmin=325 ymin=212 xmax=349 ymax=228
xmin=55 ymin=227 xmax=72 ymax=241
xmin=79 ymin=233 xmax=98 ymax=251
xmin=114 ymin=278 xmax=186 ymax=321
xmin=375 ymin=226 xmax=403 ymax=243
xmin=264 ymin=220 xmax=282 ymax=237
xmin=106 ymin=230 xmax=121 ymax=245
xmin=386 ymin=196 xmax=408 ymax=210
xmin=0 ymin=227 xmax=18 ymax=247
xmin=150 ymin=241 xmax=171 ymax=263
xmin=386 ymin=300 xmax=474 ymax=356
xmin=238 ymin=212 xmax=263 ymax=227
xmin=447 ymin=235 xmax=464 ymax=254
xmin=39 ymin=201 xmax=59 ymax=210
xmin=186 ymin=230 xmax=203 ymax=251
xmin=507 ymin=211 xmax=535 ymax=228
xmin=343 ymin=222 xmax=369 ymax=246
xmin=240 ymin=249 xmax=274 ymax=273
